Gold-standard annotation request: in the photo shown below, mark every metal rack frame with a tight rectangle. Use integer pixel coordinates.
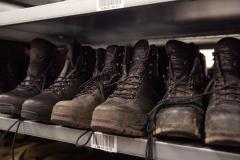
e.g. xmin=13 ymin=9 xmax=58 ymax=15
xmin=0 ymin=0 xmax=174 ymax=26
xmin=0 ymin=1 xmax=240 ymax=159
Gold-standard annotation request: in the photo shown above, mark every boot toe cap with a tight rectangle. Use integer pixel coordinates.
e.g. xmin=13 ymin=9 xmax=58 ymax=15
xmin=0 ymin=93 xmax=26 ymax=115
xmin=155 ymin=106 xmax=204 ymax=139
xmin=51 ymin=100 xmax=76 ymax=117
xmin=0 ymin=93 xmax=25 ymax=106
xmin=21 ymin=96 xmax=56 ymax=122
xmin=91 ymin=98 xmax=149 ymax=137
xmin=51 ymin=96 xmax=97 ymax=129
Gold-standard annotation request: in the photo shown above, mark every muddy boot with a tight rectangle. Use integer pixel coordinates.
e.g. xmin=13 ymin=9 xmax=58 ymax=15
xmin=91 ymin=40 xmax=161 ymax=137
xmin=51 ymin=46 xmax=123 ymax=129
xmin=21 ymin=42 xmax=96 ymax=123
xmin=0 ymin=38 xmax=59 ymax=116
xmin=205 ymin=37 xmax=240 ymax=147
xmin=154 ymin=40 xmax=206 ymax=139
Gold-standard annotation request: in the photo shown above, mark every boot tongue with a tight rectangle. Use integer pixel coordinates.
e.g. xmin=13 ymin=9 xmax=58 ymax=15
xmin=59 ymin=59 xmax=71 ymax=78
xmin=28 ymin=38 xmax=55 ymax=77
xmin=215 ymin=37 xmax=240 ymax=79
xmin=66 ymin=43 xmax=80 ymax=66
xmin=166 ymin=40 xmax=195 ymax=78
xmin=101 ymin=45 xmax=118 ymax=79
xmin=58 ymin=44 xmax=79 ymax=78
xmin=217 ymin=53 xmax=237 ymax=73
xmin=122 ymin=47 xmax=132 ymax=77
xmin=129 ymin=40 xmax=149 ymax=76
xmin=94 ymin=48 xmax=106 ymax=75
xmin=170 ymin=54 xmax=192 ymax=78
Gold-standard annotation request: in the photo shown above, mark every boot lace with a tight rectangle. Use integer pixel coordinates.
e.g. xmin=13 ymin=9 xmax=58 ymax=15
xmin=163 ymin=55 xmax=201 ymax=100
xmin=165 ymin=77 xmax=195 ymax=99
xmin=109 ymin=75 xmax=141 ymax=99
xmin=110 ymin=57 xmax=146 ymax=99
xmin=0 ymin=119 xmax=23 ymax=160
xmin=76 ymin=66 xmax=120 ymax=100
xmin=46 ymin=69 xmax=77 ymax=93
xmin=18 ymin=74 xmax=44 ymax=91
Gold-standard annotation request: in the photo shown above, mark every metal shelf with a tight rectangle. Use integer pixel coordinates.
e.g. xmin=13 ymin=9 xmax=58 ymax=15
xmin=1 ymin=0 xmax=240 ymax=45
xmin=0 ymin=0 xmax=174 ymax=26
xmin=0 ymin=1 xmax=240 ymax=160
xmin=0 ymin=116 xmax=239 ymax=160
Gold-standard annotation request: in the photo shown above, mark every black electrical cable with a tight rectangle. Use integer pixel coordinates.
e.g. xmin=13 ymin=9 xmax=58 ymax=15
xmin=75 ymin=130 xmax=93 ymax=148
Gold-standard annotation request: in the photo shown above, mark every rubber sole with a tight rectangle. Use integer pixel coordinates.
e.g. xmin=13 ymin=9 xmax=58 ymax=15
xmin=0 ymin=103 xmax=21 ymax=116
xmin=91 ymin=108 xmax=147 ymax=137
xmin=51 ymin=113 xmax=92 ymax=129
xmin=155 ymin=107 xmax=203 ymax=139
xmin=205 ymin=132 xmax=240 ymax=147
xmin=21 ymin=106 xmax=52 ymax=123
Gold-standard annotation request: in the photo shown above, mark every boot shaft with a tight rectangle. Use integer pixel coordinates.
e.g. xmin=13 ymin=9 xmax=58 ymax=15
xmin=56 ymin=42 xmax=80 ymax=79
xmin=76 ymin=45 xmax=124 ymax=97
xmin=102 ymin=45 xmax=124 ymax=75
xmin=166 ymin=40 xmax=198 ymax=79
xmin=28 ymin=38 xmax=56 ymax=77
xmin=165 ymin=40 xmax=206 ymax=98
xmin=56 ymin=43 xmax=96 ymax=79
xmin=128 ymin=40 xmax=150 ymax=77
xmin=95 ymin=48 xmax=106 ymax=75
xmin=129 ymin=40 xmax=161 ymax=80
xmin=80 ymin=46 xmax=96 ymax=81
xmin=208 ymin=37 xmax=240 ymax=105
xmin=100 ymin=45 xmax=124 ymax=83
xmin=213 ymin=37 xmax=240 ymax=80
xmin=117 ymin=46 xmax=133 ymax=78
xmin=19 ymin=38 xmax=57 ymax=90
xmin=110 ymin=40 xmax=161 ymax=101
xmin=46 ymin=43 xmax=96 ymax=92
xmin=149 ymin=45 xmax=167 ymax=99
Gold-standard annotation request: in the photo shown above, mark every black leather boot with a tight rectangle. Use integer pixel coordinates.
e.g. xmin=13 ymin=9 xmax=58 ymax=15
xmin=51 ymin=45 xmax=123 ymax=128
xmin=0 ymin=38 xmax=59 ymax=116
xmin=205 ymin=37 xmax=240 ymax=147
xmin=91 ymin=40 xmax=162 ymax=137
xmin=21 ymin=43 xmax=96 ymax=123
xmin=154 ymin=40 xmax=206 ymax=139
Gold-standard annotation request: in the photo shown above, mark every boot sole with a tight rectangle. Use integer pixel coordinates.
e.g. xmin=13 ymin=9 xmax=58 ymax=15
xmin=91 ymin=108 xmax=147 ymax=137
xmin=205 ymin=113 xmax=240 ymax=147
xmin=205 ymin=133 xmax=240 ymax=147
xmin=21 ymin=106 xmax=52 ymax=124
xmin=51 ymin=112 xmax=92 ymax=129
xmin=0 ymin=103 xmax=21 ymax=116
xmin=155 ymin=107 xmax=203 ymax=139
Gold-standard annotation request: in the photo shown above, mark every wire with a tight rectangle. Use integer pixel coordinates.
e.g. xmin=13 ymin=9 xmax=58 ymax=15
xmin=0 ymin=119 xmax=23 ymax=160
xmin=75 ymin=130 xmax=93 ymax=149
xmin=0 ymin=119 xmax=21 ymax=140
xmin=11 ymin=120 xmax=23 ymax=160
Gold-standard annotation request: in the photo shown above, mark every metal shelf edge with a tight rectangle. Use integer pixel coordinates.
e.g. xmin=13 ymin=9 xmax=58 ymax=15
xmin=0 ymin=116 xmax=239 ymax=160
xmin=0 ymin=0 xmax=174 ymax=26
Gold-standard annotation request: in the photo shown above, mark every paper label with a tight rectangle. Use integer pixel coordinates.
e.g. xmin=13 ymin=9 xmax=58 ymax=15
xmin=91 ymin=132 xmax=117 ymax=152
xmin=97 ymin=0 xmax=124 ymax=11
